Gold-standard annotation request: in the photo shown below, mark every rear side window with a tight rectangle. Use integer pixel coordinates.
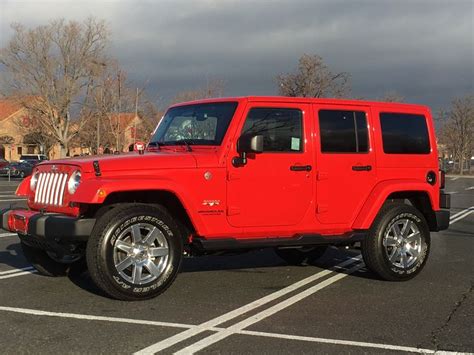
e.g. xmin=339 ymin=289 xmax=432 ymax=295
xmin=318 ymin=110 xmax=369 ymax=153
xmin=242 ymin=108 xmax=303 ymax=152
xmin=380 ymin=113 xmax=430 ymax=154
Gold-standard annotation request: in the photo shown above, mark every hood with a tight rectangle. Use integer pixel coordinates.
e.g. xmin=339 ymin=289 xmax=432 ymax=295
xmin=39 ymin=151 xmax=198 ymax=174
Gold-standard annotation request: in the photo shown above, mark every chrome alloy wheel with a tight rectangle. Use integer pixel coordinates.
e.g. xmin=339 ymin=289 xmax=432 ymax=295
xmin=113 ymin=223 xmax=170 ymax=285
xmin=383 ymin=218 xmax=422 ymax=269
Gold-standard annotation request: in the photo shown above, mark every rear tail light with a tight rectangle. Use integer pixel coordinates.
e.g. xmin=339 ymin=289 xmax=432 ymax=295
xmin=439 ymin=169 xmax=445 ymax=189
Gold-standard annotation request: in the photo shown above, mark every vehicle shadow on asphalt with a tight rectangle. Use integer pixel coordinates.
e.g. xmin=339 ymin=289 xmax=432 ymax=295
xmin=65 ymin=247 xmax=382 ymax=299
xmin=0 ymin=242 xmax=382 ymax=299
xmin=442 ymin=229 xmax=474 ymax=237
xmin=1 ymin=242 xmax=29 ymax=269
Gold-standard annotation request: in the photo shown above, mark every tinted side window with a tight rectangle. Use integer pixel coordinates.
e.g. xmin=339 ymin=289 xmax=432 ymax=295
xmin=242 ymin=108 xmax=303 ymax=152
xmin=380 ymin=113 xmax=430 ymax=154
xmin=319 ymin=110 xmax=368 ymax=153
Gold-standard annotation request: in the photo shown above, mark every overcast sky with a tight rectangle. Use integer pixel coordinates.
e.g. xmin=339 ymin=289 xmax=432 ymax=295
xmin=1 ymin=0 xmax=473 ymax=110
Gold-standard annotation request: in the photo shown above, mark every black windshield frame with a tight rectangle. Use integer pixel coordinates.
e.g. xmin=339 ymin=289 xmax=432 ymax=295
xmin=150 ymin=102 xmax=238 ymax=146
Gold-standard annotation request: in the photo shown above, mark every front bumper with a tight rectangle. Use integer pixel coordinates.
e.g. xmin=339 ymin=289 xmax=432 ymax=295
xmin=0 ymin=208 xmax=95 ymax=249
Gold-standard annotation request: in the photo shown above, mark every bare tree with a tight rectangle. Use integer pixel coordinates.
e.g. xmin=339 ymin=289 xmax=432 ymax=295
xmin=0 ymin=136 xmax=14 ymax=145
xmin=439 ymin=95 xmax=474 ymax=175
xmin=74 ymin=111 xmax=113 ymax=154
xmin=0 ymin=18 xmax=109 ymax=157
xmin=379 ymin=91 xmax=405 ymax=102
xmin=13 ymin=115 xmax=56 ymax=156
xmin=277 ymin=54 xmax=350 ymax=98
xmin=171 ymin=79 xmax=225 ymax=104
xmin=88 ymin=65 xmax=139 ymax=152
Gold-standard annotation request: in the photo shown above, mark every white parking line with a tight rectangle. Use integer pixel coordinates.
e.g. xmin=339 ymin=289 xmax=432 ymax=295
xmin=466 ymin=186 xmax=474 ymax=190
xmin=0 ymin=199 xmax=26 ymax=202
xmin=450 ymin=208 xmax=474 ymax=225
xmin=0 ymin=232 xmax=17 ymax=238
xmin=0 ymin=269 xmax=37 ymax=280
xmin=0 ymin=306 xmax=205 ymax=330
xmin=450 ymin=207 xmax=474 ymax=220
xmin=0 ymin=306 xmax=456 ymax=354
xmin=237 ymin=329 xmax=456 ymax=354
xmin=450 ymin=177 xmax=459 ymax=181
xmin=173 ymin=263 xmax=364 ymax=355
xmin=134 ymin=257 xmax=361 ymax=354
xmin=0 ymin=266 xmax=35 ymax=276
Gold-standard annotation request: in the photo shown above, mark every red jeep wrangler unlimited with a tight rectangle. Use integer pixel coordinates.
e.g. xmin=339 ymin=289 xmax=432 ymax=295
xmin=0 ymin=97 xmax=450 ymax=301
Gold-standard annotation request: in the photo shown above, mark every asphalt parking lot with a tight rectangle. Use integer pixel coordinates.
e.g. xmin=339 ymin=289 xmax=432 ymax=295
xmin=0 ymin=177 xmax=472 ymax=354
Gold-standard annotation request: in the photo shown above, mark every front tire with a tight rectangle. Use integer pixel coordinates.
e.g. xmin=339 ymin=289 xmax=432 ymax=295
xmin=86 ymin=204 xmax=183 ymax=301
xmin=362 ymin=203 xmax=430 ymax=281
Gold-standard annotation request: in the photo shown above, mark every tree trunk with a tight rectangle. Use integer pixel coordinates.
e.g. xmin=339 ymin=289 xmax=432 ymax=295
xmin=60 ymin=142 xmax=69 ymax=158
xmin=459 ymin=156 xmax=464 ymax=175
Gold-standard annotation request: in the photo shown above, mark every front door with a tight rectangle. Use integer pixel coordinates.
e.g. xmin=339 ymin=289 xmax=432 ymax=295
xmin=226 ymin=103 xmax=313 ymax=228
xmin=314 ymin=105 xmax=376 ymax=225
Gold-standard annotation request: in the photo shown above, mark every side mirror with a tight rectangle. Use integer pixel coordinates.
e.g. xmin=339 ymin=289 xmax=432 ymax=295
xmin=233 ymin=135 xmax=263 ymax=167
xmin=237 ymin=135 xmax=263 ymax=154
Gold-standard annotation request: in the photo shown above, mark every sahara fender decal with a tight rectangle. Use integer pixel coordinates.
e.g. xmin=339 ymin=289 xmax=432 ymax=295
xmin=351 ymin=179 xmax=436 ymax=230
xmin=71 ymin=178 xmax=206 ymax=235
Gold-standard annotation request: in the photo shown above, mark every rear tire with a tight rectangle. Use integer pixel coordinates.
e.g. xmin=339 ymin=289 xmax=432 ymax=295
xmin=275 ymin=246 xmax=328 ymax=265
xmin=21 ymin=242 xmax=69 ymax=276
xmin=362 ymin=203 xmax=430 ymax=281
xmin=86 ymin=204 xmax=183 ymax=301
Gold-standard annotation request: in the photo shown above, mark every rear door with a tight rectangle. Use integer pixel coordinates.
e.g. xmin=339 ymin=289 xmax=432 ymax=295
xmin=226 ymin=102 xmax=313 ymax=228
xmin=314 ymin=105 xmax=376 ymax=225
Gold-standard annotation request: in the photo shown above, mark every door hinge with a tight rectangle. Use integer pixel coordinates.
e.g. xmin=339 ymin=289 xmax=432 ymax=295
xmin=317 ymin=172 xmax=328 ymax=180
xmin=227 ymin=206 xmax=240 ymax=216
xmin=317 ymin=204 xmax=328 ymax=213
xmin=227 ymin=171 xmax=240 ymax=181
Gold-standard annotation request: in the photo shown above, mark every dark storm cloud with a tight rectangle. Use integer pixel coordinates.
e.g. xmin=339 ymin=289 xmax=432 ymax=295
xmin=1 ymin=0 xmax=473 ymax=109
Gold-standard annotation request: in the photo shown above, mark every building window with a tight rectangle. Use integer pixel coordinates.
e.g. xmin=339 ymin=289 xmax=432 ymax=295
xmin=17 ymin=146 xmax=22 ymax=155
xmin=319 ymin=110 xmax=369 ymax=153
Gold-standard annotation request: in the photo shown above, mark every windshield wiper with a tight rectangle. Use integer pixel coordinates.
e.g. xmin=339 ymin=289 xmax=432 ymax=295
xmin=175 ymin=139 xmax=193 ymax=152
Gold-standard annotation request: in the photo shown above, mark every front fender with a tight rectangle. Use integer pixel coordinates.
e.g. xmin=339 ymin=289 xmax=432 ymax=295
xmin=16 ymin=176 xmax=32 ymax=196
xmin=71 ymin=177 xmax=206 ymax=234
xmin=352 ymin=179 xmax=436 ymax=230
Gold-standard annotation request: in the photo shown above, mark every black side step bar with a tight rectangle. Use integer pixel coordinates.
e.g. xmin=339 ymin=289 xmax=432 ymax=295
xmin=192 ymin=232 xmax=367 ymax=252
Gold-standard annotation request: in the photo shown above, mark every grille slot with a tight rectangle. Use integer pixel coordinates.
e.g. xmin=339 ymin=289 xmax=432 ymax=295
xmin=34 ymin=172 xmax=69 ymax=206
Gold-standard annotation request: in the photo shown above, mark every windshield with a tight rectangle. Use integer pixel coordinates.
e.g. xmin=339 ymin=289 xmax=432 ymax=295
xmin=150 ymin=102 xmax=238 ymax=146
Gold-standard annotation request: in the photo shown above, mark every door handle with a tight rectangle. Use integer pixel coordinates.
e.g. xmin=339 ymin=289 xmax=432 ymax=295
xmin=352 ymin=165 xmax=372 ymax=171
xmin=290 ymin=165 xmax=312 ymax=172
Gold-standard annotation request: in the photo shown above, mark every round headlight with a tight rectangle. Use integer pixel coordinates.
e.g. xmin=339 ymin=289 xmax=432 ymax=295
xmin=30 ymin=171 xmax=40 ymax=191
xmin=67 ymin=170 xmax=82 ymax=194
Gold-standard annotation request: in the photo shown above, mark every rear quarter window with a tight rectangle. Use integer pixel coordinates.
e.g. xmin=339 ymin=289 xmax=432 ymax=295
xmin=380 ymin=113 xmax=430 ymax=154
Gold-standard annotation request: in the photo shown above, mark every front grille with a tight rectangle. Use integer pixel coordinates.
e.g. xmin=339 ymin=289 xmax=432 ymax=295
xmin=34 ymin=172 xmax=69 ymax=206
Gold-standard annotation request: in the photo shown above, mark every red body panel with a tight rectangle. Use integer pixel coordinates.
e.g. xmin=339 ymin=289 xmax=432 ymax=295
xmin=16 ymin=96 xmax=441 ymax=239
